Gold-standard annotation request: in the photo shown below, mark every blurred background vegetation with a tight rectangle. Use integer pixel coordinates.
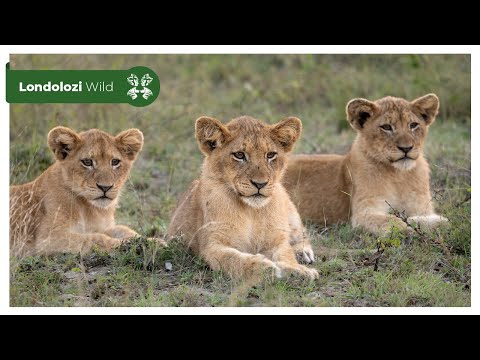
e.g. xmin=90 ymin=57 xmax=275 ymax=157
xmin=9 ymin=54 xmax=471 ymax=307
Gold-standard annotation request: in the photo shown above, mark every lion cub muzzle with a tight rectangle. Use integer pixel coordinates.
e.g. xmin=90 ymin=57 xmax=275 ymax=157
xmin=251 ymin=179 xmax=268 ymax=190
xmin=95 ymin=183 xmax=114 ymax=200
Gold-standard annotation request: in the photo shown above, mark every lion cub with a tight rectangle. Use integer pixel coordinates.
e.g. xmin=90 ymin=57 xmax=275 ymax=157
xmin=284 ymin=94 xmax=448 ymax=234
xmin=167 ymin=116 xmax=318 ymax=280
xmin=10 ymin=126 xmax=147 ymax=256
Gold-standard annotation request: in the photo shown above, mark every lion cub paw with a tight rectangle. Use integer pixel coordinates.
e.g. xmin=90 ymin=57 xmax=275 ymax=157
xmin=309 ymin=267 xmax=320 ymax=280
xmin=408 ymin=214 xmax=449 ymax=228
xmin=246 ymin=254 xmax=283 ymax=279
xmin=291 ymin=243 xmax=315 ymax=264
xmin=258 ymin=256 xmax=283 ymax=279
xmin=94 ymin=235 xmax=122 ymax=251
xmin=276 ymin=261 xmax=319 ymax=280
xmin=301 ymin=267 xmax=319 ymax=280
xmin=148 ymin=237 xmax=168 ymax=247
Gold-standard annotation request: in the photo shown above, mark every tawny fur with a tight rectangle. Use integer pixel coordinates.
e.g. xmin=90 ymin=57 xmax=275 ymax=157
xmin=284 ymin=94 xmax=448 ymax=233
xmin=167 ymin=116 xmax=318 ymax=280
xmin=10 ymin=126 xmax=149 ymax=257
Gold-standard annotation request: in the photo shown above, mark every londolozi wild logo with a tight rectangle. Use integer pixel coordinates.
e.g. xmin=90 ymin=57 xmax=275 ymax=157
xmin=124 ymin=66 xmax=160 ymax=107
xmin=127 ymin=73 xmax=154 ymax=100
xmin=6 ymin=64 xmax=160 ymax=107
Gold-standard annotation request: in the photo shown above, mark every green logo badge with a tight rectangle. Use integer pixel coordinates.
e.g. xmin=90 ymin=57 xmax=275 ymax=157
xmin=125 ymin=66 xmax=160 ymax=106
xmin=6 ymin=63 xmax=160 ymax=107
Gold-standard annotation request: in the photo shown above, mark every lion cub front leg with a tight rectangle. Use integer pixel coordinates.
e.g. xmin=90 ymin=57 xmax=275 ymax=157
xmin=351 ymin=199 xmax=409 ymax=233
xmin=289 ymin=224 xmax=315 ymax=264
xmin=105 ymin=225 xmax=167 ymax=247
xmin=200 ymin=241 xmax=282 ymax=279
xmin=105 ymin=225 xmax=139 ymax=241
xmin=352 ymin=212 xmax=408 ymax=233
xmin=288 ymin=202 xmax=315 ymax=264
xmin=36 ymin=230 xmax=121 ymax=256
xmin=407 ymin=214 xmax=449 ymax=228
xmin=271 ymin=237 xmax=319 ymax=280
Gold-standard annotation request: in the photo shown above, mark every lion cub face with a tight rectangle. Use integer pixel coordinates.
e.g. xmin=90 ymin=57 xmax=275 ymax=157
xmin=48 ymin=126 xmax=144 ymax=208
xmin=347 ymin=94 xmax=439 ymax=170
xmin=196 ymin=116 xmax=302 ymax=208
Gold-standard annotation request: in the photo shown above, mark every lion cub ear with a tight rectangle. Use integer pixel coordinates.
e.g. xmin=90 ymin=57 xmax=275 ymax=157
xmin=346 ymin=98 xmax=379 ymax=130
xmin=271 ymin=117 xmax=302 ymax=152
xmin=195 ymin=116 xmax=231 ymax=156
xmin=48 ymin=126 xmax=81 ymax=161
xmin=116 ymin=129 xmax=144 ymax=160
xmin=411 ymin=93 xmax=439 ymax=125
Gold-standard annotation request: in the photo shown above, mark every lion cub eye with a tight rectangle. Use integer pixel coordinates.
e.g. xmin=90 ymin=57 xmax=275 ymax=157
xmin=111 ymin=159 xmax=121 ymax=166
xmin=410 ymin=122 xmax=419 ymax=130
xmin=81 ymin=159 xmax=93 ymax=167
xmin=267 ymin=152 xmax=277 ymax=160
xmin=232 ymin=152 xmax=246 ymax=160
xmin=380 ymin=124 xmax=393 ymax=131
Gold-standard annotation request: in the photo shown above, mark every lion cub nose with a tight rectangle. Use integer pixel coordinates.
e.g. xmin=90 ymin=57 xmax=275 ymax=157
xmin=251 ymin=180 xmax=268 ymax=189
xmin=397 ymin=146 xmax=413 ymax=154
xmin=97 ymin=184 xmax=113 ymax=193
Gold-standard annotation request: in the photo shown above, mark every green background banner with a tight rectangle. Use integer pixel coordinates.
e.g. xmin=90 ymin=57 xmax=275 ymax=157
xmin=6 ymin=63 xmax=160 ymax=107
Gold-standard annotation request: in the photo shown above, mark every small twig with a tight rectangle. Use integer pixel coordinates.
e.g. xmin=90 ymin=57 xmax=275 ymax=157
xmin=385 ymin=200 xmax=452 ymax=258
xmin=319 ymin=227 xmax=330 ymax=236
xmin=455 ymin=194 xmax=471 ymax=208
xmin=373 ymin=255 xmax=381 ymax=271
xmin=385 ymin=200 xmax=428 ymax=239
xmin=363 ymin=243 xmax=384 ymax=271
xmin=432 ymin=188 xmax=445 ymax=202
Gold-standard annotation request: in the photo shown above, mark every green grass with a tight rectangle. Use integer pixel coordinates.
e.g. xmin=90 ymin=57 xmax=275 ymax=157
xmin=9 ymin=54 xmax=471 ymax=307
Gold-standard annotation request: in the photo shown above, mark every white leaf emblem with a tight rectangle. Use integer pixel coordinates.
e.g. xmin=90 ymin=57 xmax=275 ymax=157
xmin=141 ymin=74 xmax=153 ymax=87
xmin=127 ymin=87 xmax=138 ymax=100
xmin=127 ymin=73 xmax=155 ymax=101
xmin=142 ymin=87 xmax=153 ymax=100
xmin=127 ymin=74 xmax=139 ymax=87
